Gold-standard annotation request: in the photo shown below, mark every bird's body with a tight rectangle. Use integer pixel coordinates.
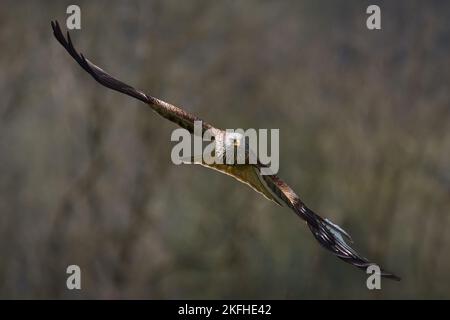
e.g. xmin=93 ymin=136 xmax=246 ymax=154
xmin=51 ymin=20 xmax=400 ymax=280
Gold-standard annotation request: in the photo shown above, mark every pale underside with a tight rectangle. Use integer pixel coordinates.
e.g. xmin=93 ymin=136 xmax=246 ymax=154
xmin=189 ymin=161 xmax=283 ymax=207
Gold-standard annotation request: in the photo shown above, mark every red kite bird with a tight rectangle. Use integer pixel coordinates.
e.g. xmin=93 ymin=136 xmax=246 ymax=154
xmin=51 ymin=20 xmax=400 ymax=281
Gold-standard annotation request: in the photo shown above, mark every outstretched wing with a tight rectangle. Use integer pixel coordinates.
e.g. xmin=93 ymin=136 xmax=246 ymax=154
xmin=196 ymin=163 xmax=284 ymax=207
xmin=51 ymin=20 xmax=215 ymax=135
xmin=260 ymin=173 xmax=400 ymax=280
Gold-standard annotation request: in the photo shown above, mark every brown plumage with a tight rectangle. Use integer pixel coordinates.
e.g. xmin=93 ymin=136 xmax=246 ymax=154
xmin=51 ymin=20 xmax=400 ymax=281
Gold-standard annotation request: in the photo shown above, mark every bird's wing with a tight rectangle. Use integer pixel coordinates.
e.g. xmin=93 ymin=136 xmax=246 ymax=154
xmin=51 ymin=20 xmax=215 ymax=134
xmin=186 ymin=157 xmax=400 ymax=279
xmin=258 ymin=173 xmax=400 ymax=280
xmin=192 ymin=162 xmax=284 ymax=206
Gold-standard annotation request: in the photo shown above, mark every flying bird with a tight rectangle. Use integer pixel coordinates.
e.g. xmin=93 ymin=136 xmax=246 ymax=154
xmin=51 ymin=20 xmax=400 ymax=280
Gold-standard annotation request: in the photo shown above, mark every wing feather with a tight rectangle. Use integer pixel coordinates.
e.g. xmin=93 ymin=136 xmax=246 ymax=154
xmin=189 ymin=161 xmax=283 ymax=206
xmin=260 ymin=174 xmax=400 ymax=280
xmin=51 ymin=20 xmax=214 ymax=134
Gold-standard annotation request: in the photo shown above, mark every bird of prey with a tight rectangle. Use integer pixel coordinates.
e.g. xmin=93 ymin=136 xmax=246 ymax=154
xmin=51 ymin=20 xmax=400 ymax=280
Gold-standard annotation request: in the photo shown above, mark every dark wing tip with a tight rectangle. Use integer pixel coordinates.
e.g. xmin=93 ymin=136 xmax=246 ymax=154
xmin=302 ymin=206 xmax=401 ymax=281
xmin=51 ymin=19 xmax=92 ymax=74
xmin=50 ymin=19 xmax=150 ymax=104
xmin=259 ymin=175 xmax=400 ymax=281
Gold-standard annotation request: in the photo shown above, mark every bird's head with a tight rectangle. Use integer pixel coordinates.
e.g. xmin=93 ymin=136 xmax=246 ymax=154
xmin=220 ymin=132 xmax=249 ymax=164
xmin=224 ymin=132 xmax=244 ymax=148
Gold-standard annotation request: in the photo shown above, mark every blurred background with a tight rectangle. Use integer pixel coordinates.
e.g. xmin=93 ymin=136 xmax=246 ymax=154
xmin=0 ymin=0 xmax=449 ymax=299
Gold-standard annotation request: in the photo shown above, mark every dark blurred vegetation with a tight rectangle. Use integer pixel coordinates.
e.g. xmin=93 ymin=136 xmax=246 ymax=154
xmin=0 ymin=0 xmax=449 ymax=299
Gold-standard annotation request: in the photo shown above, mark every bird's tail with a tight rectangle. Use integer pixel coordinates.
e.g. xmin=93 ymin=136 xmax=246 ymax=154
xmin=296 ymin=203 xmax=401 ymax=281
